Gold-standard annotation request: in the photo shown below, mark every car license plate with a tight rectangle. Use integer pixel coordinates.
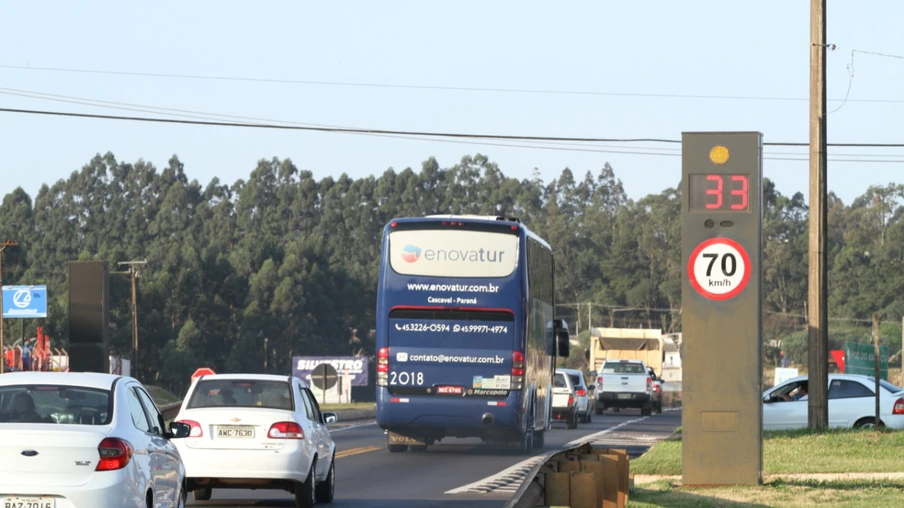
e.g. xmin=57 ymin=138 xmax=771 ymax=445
xmin=2 ymin=497 xmax=55 ymax=508
xmin=617 ymin=393 xmax=633 ymax=399
xmin=216 ymin=425 xmax=255 ymax=438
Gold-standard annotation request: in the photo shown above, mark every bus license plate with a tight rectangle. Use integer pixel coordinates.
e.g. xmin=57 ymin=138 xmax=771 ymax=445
xmin=216 ymin=426 xmax=255 ymax=438
xmin=2 ymin=497 xmax=55 ymax=508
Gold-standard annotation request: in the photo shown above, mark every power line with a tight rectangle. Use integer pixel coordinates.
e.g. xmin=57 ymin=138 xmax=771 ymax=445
xmin=3 ymin=63 xmax=904 ymax=104
xmin=5 ymin=106 xmax=904 ymax=154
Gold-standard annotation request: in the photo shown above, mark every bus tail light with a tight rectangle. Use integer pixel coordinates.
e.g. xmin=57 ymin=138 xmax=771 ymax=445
xmin=377 ymin=347 xmax=390 ymax=386
xmin=511 ymin=351 xmax=524 ymax=390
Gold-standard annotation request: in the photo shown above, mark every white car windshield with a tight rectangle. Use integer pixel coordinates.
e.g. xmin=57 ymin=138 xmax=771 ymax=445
xmin=188 ymin=379 xmax=294 ymax=410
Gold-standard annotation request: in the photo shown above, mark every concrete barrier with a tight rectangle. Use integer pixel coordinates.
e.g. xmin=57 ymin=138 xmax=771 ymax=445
xmin=506 ymin=443 xmax=631 ymax=508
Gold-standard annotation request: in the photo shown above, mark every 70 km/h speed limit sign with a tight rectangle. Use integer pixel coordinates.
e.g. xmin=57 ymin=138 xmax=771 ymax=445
xmin=688 ymin=237 xmax=751 ymax=300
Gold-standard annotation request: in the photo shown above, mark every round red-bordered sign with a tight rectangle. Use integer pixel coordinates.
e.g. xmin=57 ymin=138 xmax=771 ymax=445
xmin=687 ymin=237 xmax=751 ymax=300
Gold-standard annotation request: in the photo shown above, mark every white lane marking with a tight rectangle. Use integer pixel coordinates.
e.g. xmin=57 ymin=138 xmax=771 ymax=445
xmin=445 ymin=417 xmax=645 ymax=494
xmin=329 ymin=421 xmax=378 ymax=432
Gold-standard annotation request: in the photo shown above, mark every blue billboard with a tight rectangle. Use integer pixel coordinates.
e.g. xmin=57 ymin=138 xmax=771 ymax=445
xmin=2 ymin=285 xmax=48 ymax=318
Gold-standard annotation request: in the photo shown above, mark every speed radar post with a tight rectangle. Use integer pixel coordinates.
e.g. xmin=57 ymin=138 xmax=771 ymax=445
xmin=681 ymin=132 xmax=763 ymax=486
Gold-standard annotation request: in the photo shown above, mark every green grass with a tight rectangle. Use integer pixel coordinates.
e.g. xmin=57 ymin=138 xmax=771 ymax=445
xmin=631 ymin=428 xmax=904 ymax=476
xmin=630 ymin=478 xmax=904 ymax=507
xmin=319 ymin=402 xmax=375 ymax=411
xmin=145 ymin=385 xmax=181 ymax=405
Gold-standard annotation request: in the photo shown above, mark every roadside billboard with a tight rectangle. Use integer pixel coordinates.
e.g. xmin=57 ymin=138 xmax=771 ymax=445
xmin=2 ymin=285 xmax=48 ymax=318
xmin=844 ymin=341 xmax=888 ymax=380
xmin=292 ymin=356 xmax=369 ymax=386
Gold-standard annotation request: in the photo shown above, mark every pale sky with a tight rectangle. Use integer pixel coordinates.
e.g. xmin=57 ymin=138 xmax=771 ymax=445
xmin=1 ymin=2 xmax=902 ymax=206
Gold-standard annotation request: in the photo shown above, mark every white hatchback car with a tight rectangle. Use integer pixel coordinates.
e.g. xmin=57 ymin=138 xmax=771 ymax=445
xmin=763 ymin=373 xmax=904 ymax=430
xmin=557 ymin=368 xmax=594 ymax=423
xmin=0 ymin=371 xmax=187 ymax=508
xmin=172 ymin=373 xmax=337 ymax=508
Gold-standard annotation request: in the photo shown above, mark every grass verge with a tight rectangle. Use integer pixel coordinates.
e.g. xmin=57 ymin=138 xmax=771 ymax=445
xmin=145 ymin=385 xmax=181 ymax=405
xmin=630 ymin=478 xmax=904 ymax=507
xmin=629 ymin=428 xmax=904 ymax=507
xmin=632 ymin=428 xmax=904 ymax=476
xmin=320 ymin=402 xmax=375 ymax=411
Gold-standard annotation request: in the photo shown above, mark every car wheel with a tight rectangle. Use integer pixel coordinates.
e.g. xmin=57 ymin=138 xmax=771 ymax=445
xmin=408 ymin=444 xmax=428 ymax=452
xmin=641 ymin=404 xmax=652 ymax=417
xmin=387 ymin=444 xmax=408 ymax=453
xmin=177 ymin=482 xmax=187 ymax=508
xmin=294 ymin=465 xmax=316 ymax=508
xmin=193 ymin=488 xmax=212 ymax=501
xmin=595 ymin=404 xmax=604 ymax=415
xmin=314 ymin=457 xmax=335 ymax=503
xmin=854 ymin=417 xmax=882 ymax=429
xmin=585 ymin=406 xmax=592 ymax=423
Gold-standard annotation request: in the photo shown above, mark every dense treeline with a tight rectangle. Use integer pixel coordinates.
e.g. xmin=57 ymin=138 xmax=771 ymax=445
xmin=0 ymin=152 xmax=901 ymax=392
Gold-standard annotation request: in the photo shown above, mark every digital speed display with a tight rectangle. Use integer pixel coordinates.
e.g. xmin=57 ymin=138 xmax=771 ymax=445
xmin=688 ymin=174 xmax=750 ymax=212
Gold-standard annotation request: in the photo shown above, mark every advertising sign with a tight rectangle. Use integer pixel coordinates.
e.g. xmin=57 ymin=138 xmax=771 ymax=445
xmin=292 ymin=356 xmax=369 ymax=386
xmin=2 ymin=285 xmax=48 ymax=318
xmin=844 ymin=342 xmax=888 ymax=380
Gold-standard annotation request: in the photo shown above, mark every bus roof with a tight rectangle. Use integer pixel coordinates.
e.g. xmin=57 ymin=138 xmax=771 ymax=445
xmin=389 ymin=215 xmax=551 ymax=250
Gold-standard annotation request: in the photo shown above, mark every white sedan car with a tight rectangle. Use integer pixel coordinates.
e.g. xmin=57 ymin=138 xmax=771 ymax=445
xmin=172 ymin=373 xmax=337 ymax=508
xmin=763 ymin=373 xmax=904 ymax=430
xmin=0 ymin=371 xmax=187 ymax=508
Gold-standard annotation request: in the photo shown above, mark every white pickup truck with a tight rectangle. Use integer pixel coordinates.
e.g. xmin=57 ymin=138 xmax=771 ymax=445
xmin=595 ymin=359 xmax=653 ymax=416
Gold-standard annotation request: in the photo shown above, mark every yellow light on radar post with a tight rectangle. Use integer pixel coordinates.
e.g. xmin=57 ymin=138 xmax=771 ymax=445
xmin=709 ymin=145 xmax=730 ymax=165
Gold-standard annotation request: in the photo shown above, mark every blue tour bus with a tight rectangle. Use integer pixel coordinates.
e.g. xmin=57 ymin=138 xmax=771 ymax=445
xmin=375 ymin=215 xmax=570 ymax=453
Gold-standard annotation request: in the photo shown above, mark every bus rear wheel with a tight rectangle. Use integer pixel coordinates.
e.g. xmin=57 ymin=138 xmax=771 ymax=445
xmin=387 ymin=444 xmax=407 ymax=453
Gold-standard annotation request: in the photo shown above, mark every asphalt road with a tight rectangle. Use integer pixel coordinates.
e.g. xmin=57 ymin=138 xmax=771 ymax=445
xmin=187 ymin=409 xmax=682 ymax=507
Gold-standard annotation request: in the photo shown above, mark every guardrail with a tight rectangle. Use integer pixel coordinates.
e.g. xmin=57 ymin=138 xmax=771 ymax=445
xmin=505 ymin=442 xmax=632 ymax=508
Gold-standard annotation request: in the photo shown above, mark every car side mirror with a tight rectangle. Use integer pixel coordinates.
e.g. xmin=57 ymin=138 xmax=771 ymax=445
xmin=323 ymin=412 xmax=338 ymax=424
xmin=169 ymin=421 xmax=192 ymax=439
xmin=587 ymin=384 xmax=595 ymax=391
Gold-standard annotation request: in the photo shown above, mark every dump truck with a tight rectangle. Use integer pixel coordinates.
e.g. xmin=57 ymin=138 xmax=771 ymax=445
xmin=587 ymin=327 xmax=666 ymax=414
xmin=588 ymin=327 xmax=665 ymax=375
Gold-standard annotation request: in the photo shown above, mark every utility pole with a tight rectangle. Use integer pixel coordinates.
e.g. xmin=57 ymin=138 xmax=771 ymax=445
xmin=0 ymin=240 xmax=19 ymax=375
xmin=807 ymin=0 xmax=829 ymax=429
xmin=874 ymin=314 xmax=881 ymax=426
xmin=117 ymin=260 xmax=147 ymax=376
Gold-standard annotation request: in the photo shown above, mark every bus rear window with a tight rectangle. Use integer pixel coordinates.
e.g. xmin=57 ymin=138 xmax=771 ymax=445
xmin=389 ymin=229 xmax=518 ymax=278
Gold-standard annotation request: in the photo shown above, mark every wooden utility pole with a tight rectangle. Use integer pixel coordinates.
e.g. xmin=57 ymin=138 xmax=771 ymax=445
xmin=807 ymin=0 xmax=829 ymax=429
xmin=117 ymin=260 xmax=147 ymax=376
xmin=0 ymin=240 xmax=19 ymax=374
xmin=874 ymin=314 xmax=881 ymax=426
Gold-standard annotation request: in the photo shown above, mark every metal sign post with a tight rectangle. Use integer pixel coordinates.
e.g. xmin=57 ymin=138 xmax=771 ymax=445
xmin=681 ymin=132 xmax=763 ymax=485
